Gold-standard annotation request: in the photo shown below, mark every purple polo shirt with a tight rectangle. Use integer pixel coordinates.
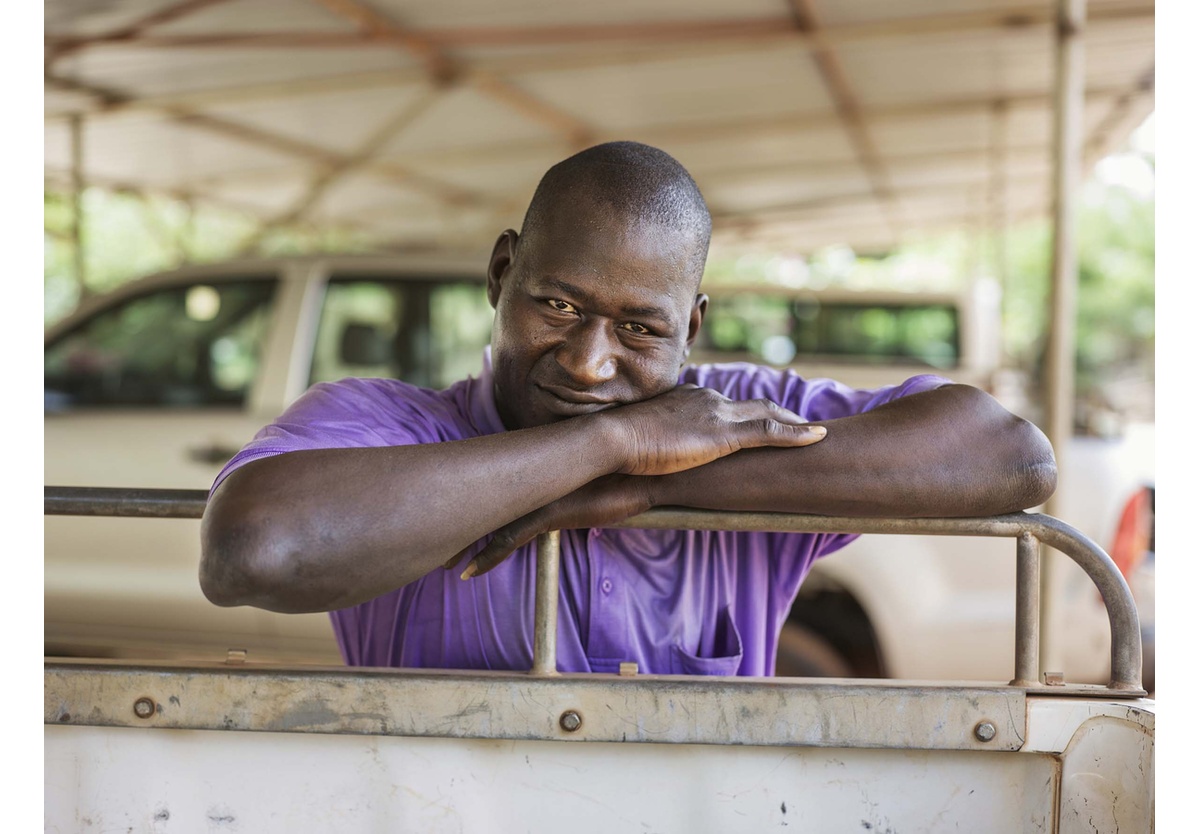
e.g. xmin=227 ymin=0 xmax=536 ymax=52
xmin=212 ymin=350 xmax=948 ymax=676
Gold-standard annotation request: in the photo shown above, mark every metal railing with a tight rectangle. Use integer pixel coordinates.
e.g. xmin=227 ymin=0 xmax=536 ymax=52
xmin=45 ymin=486 xmax=1144 ymax=694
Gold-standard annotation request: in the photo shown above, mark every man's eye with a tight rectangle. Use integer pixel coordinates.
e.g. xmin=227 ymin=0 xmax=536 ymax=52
xmin=621 ymin=322 xmax=652 ymax=335
xmin=547 ymin=299 xmax=577 ymax=313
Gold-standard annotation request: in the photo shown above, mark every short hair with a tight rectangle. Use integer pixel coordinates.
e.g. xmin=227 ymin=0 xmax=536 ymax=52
xmin=519 ymin=141 xmax=712 ymax=282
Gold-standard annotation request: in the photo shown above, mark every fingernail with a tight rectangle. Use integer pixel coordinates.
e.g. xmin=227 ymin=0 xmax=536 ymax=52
xmin=811 ymin=425 xmax=827 ymax=437
xmin=460 ymin=562 xmax=478 ymax=580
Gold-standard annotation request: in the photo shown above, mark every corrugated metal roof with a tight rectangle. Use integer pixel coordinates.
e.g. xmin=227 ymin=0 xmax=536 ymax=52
xmin=44 ymin=0 xmax=1155 ymax=257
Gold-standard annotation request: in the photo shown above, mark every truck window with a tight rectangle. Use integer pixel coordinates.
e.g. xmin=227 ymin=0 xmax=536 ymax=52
xmin=695 ymin=295 xmax=961 ymax=369
xmin=44 ymin=280 xmax=277 ymax=410
xmin=310 ymin=278 xmax=492 ymax=390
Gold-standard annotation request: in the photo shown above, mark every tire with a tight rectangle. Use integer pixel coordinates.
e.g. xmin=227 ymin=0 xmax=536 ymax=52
xmin=773 ymin=622 xmax=855 ymax=678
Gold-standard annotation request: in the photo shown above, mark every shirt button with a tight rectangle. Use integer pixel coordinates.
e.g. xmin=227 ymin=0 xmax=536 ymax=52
xmin=600 ymin=578 xmax=613 ymax=594
xmin=590 ymin=528 xmax=602 ymax=539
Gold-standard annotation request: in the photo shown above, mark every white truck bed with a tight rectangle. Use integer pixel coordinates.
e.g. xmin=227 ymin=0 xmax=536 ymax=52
xmin=43 ymin=491 xmax=1153 ymax=833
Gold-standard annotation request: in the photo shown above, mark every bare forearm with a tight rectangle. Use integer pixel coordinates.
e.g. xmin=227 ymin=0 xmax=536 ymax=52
xmin=455 ymin=385 xmax=1057 ymax=580
xmin=201 ymin=384 xmax=826 ymax=612
xmin=648 ymin=385 xmax=1057 ymax=518
xmin=201 ymin=417 xmax=624 ymax=612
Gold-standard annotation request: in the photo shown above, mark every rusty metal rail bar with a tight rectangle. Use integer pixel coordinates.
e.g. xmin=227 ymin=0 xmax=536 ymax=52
xmin=45 ymin=486 xmax=208 ymax=518
xmin=44 ymin=486 xmax=1142 ymax=692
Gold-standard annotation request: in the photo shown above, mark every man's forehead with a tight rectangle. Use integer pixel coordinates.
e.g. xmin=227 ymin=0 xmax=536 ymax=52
xmin=521 ymin=242 xmax=698 ymax=307
xmin=521 ymin=209 xmax=701 ymax=283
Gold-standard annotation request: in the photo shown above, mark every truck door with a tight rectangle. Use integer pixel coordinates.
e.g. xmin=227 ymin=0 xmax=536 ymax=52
xmin=42 ymin=275 xmax=335 ymax=660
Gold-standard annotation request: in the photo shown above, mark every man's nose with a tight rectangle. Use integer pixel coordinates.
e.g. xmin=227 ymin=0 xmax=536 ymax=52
xmin=556 ymin=319 xmax=618 ymax=387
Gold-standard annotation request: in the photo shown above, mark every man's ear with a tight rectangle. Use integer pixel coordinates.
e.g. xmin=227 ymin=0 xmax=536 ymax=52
xmin=685 ymin=293 xmax=708 ymax=350
xmin=486 ymin=230 xmax=519 ymax=309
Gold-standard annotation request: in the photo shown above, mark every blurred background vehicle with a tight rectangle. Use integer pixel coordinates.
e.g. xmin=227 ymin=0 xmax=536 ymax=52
xmin=46 ymin=255 xmax=485 ymax=663
xmin=45 ymin=254 xmax=1154 ymax=686
xmin=44 ymin=0 xmax=1154 ymax=684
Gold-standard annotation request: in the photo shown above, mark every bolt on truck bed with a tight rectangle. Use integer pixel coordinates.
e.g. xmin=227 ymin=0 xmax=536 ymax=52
xmin=44 ymin=488 xmax=1153 ymax=833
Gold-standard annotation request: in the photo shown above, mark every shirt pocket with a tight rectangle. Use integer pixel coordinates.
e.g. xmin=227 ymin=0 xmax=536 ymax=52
xmin=670 ymin=605 xmax=744 ymax=676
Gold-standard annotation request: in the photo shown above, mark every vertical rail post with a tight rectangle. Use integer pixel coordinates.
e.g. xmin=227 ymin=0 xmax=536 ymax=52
xmin=531 ymin=530 xmax=561 ymax=676
xmin=988 ymin=100 xmax=1011 ymax=365
xmin=1041 ymin=0 xmax=1087 ymax=675
xmin=1011 ymin=532 xmax=1041 ymax=686
xmin=70 ymin=114 xmax=88 ymax=302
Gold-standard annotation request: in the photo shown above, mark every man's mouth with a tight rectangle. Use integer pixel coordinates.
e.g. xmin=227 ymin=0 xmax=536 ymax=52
xmin=535 ymin=384 xmax=621 ymax=416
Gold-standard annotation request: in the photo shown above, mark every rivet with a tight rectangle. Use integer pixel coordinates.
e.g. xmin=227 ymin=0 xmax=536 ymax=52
xmin=133 ymin=697 xmax=156 ymax=719
xmin=974 ymin=721 xmax=997 ymax=742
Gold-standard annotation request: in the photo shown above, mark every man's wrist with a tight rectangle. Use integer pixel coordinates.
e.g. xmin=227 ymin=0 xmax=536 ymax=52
xmin=639 ymin=471 xmax=675 ymax=509
xmin=585 ymin=409 xmax=636 ymax=475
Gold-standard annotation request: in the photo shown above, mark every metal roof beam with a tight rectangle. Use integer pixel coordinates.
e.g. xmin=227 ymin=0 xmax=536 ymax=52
xmin=44 ymin=8 xmax=1150 ymax=121
xmin=45 ymin=168 xmax=267 ymax=220
xmin=45 ymin=3 xmax=1152 ymax=54
xmin=159 ymin=82 xmax=1134 ymax=192
xmin=47 ymin=0 xmax=241 ymax=67
xmin=45 ymin=73 xmax=491 ymax=211
xmin=785 ymin=0 xmax=898 ymax=244
xmin=1081 ymin=64 xmax=1154 ymax=156
xmin=234 ymin=86 xmax=447 ymax=255
xmin=309 ymin=0 xmax=457 ymax=83
xmin=308 ymin=0 xmax=595 ymax=148
xmin=412 ymin=4 xmax=1153 ymax=48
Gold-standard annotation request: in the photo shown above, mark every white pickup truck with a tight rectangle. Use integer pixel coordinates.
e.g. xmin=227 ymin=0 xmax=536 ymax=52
xmin=44 ymin=254 xmax=1154 ymax=687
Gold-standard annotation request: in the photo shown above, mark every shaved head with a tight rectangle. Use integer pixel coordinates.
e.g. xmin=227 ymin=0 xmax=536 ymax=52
xmin=518 ymin=141 xmax=712 ymax=285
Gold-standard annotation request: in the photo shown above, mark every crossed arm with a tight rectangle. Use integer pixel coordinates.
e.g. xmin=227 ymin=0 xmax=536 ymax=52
xmin=200 ymin=382 xmax=1055 ymax=614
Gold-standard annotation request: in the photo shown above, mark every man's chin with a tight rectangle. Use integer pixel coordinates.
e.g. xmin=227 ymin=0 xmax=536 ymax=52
xmin=495 ymin=395 xmax=567 ymax=431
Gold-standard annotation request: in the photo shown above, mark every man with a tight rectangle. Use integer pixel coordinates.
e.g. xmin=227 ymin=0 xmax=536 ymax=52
xmin=200 ymin=141 xmax=1055 ymax=676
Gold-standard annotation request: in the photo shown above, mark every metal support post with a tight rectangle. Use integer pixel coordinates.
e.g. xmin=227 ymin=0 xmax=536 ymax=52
xmin=1041 ymin=0 xmax=1087 ymax=675
xmin=1011 ymin=532 xmax=1041 ymax=686
xmin=69 ymin=114 xmax=87 ymax=301
xmin=531 ymin=530 xmax=561 ymax=675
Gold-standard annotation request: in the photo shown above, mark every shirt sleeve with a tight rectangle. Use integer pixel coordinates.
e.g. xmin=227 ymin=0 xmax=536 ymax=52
xmin=681 ymin=362 xmax=952 ymax=423
xmin=209 ymin=378 xmax=447 ymax=495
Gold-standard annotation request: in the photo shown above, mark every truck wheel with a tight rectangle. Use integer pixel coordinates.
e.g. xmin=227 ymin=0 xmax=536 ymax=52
xmin=773 ymin=622 xmax=854 ymax=678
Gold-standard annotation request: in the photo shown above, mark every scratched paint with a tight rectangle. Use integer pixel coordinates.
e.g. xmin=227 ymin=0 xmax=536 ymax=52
xmin=47 ymin=726 xmax=1071 ymax=832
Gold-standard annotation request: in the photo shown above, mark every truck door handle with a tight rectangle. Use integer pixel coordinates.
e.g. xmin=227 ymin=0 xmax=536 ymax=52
xmin=188 ymin=443 xmax=241 ymax=465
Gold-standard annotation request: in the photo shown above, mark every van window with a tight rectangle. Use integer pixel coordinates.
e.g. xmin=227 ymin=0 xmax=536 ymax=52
xmin=695 ymin=295 xmax=960 ymax=369
xmin=310 ymin=278 xmax=492 ymax=389
xmin=44 ymin=280 xmax=277 ymax=409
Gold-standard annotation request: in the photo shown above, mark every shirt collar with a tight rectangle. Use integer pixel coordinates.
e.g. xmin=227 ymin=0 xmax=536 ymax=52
xmin=465 ymin=345 xmax=508 ymax=436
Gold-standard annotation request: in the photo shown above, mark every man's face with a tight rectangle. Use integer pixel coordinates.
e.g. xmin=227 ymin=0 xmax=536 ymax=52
xmin=486 ymin=200 xmax=707 ymax=431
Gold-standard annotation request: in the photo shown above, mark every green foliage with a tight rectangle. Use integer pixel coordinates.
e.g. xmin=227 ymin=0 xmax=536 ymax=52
xmin=997 ymin=173 xmax=1155 ymax=411
xmin=43 ymin=188 xmax=374 ymax=325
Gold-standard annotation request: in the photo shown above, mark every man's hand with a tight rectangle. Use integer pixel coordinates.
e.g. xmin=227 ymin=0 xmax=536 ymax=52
xmin=599 ymin=384 xmax=828 ymax=477
xmin=450 ymin=386 xmax=829 ymax=579
xmin=448 ymin=474 xmax=655 ymax=579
